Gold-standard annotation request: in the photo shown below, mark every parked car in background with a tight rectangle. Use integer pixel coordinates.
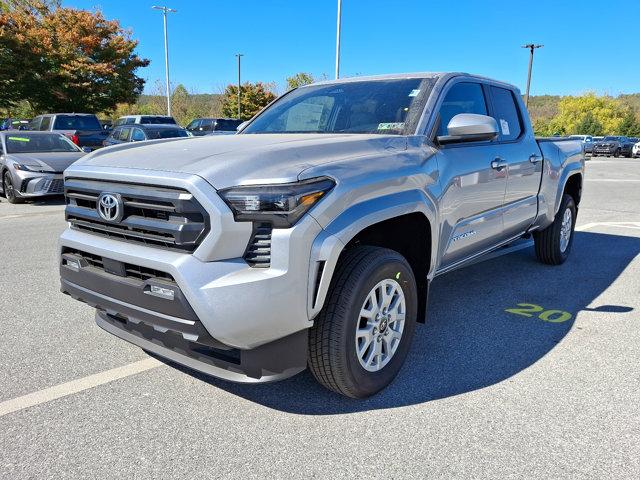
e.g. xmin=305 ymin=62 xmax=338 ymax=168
xmin=0 ymin=131 xmax=85 ymax=204
xmin=59 ymin=72 xmax=584 ymax=398
xmin=28 ymin=113 xmax=109 ymax=151
xmin=592 ymin=136 xmax=635 ymax=157
xmin=570 ymin=135 xmax=593 ymax=154
xmin=114 ymin=115 xmax=178 ymax=127
xmin=103 ymin=124 xmax=190 ymax=147
xmin=632 ymin=140 xmax=640 ymax=158
xmin=186 ymin=118 xmax=243 ymax=136
xmin=1 ymin=119 xmax=30 ymax=131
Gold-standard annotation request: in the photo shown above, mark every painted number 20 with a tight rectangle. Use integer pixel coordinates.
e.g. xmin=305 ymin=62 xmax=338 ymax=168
xmin=505 ymin=303 xmax=573 ymax=323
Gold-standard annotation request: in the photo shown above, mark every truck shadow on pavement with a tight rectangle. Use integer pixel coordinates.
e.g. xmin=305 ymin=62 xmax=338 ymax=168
xmin=168 ymin=230 xmax=639 ymax=414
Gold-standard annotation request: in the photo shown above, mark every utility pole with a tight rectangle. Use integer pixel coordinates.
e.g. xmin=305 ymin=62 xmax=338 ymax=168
xmin=152 ymin=6 xmax=177 ymax=116
xmin=522 ymin=44 xmax=543 ymax=108
xmin=236 ymin=54 xmax=244 ymax=119
xmin=335 ymin=0 xmax=342 ymax=79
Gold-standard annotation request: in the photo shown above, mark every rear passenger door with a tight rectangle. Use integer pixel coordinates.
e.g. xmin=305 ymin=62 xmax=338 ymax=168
xmin=488 ymin=85 xmax=541 ymax=237
xmin=434 ymin=81 xmax=509 ymax=270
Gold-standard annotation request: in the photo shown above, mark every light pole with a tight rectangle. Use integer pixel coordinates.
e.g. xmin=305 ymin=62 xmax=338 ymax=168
xmin=152 ymin=6 xmax=177 ymax=116
xmin=522 ymin=43 xmax=543 ymax=108
xmin=235 ymin=53 xmax=243 ymax=119
xmin=335 ymin=0 xmax=342 ymax=79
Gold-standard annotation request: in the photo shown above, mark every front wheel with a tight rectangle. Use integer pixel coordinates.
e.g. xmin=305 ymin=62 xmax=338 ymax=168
xmin=3 ymin=171 xmax=22 ymax=204
xmin=534 ymin=194 xmax=577 ymax=265
xmin=614 ymin=148 xmax=621 ymax=158
xmin=308 ymin=246 xmax=418 ymax=398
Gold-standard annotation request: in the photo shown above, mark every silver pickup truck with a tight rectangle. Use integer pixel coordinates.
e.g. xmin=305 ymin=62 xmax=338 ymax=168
xmin=59 ymin=72 xmax=584 ymax=398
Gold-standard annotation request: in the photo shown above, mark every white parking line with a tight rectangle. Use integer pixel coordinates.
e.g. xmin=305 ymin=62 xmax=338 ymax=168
xmin=585 ymin=179 xmax=640 ymax=183
xmin=0 ymin=358 xmax=161 ymax=418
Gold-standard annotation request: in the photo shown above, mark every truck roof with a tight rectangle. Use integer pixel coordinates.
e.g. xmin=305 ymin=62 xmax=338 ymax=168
xmin=308 ymin=72 xmax=519 ymax=92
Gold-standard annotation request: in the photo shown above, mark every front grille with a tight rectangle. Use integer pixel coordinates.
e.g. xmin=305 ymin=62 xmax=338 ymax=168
xmin=243 ymin=223 xmax=272 ymax=267
xmin=62 ymin=247 xmax=174 ymax=282
xmin=45 ymin=178 xmax=64 ymax=194
xmin=64 ymin=178 xmax=209 ymax=252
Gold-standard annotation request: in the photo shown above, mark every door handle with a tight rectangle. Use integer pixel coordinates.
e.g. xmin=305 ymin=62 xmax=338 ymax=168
xmin=491 ymin=158 xmax=507 ymax=170
xmin=529 ymin=154 xmax=543 ymax=163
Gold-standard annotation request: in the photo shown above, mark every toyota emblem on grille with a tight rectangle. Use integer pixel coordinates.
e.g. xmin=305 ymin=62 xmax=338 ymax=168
xmin=97 ymin=193 xmax=123 ymax=222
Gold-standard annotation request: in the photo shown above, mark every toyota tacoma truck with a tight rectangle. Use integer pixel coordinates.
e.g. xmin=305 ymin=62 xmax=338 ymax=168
xmin=59 ymin=73 xmax=584 ymax=398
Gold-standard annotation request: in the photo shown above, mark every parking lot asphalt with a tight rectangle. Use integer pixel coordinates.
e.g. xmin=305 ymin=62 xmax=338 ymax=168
xmin=1 ymin=157 xmax=639 ymax=479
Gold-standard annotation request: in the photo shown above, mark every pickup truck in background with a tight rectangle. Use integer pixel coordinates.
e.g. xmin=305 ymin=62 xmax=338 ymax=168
xmin=58 ymin=72 xmax=584 ymax=398
xmin=28 ymin=113 xmax=109 ymax=151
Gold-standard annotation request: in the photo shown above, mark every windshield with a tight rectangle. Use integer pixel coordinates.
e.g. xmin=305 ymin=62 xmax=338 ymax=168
xmin=215 ymin=119 xmax=242 ymax=131
xmin=140 ymin=116 xmax=177 ymax=125
xmin=603 ymin=136 xmax=618 ymax=141
xmin=53 ymin=115 xmax=101 ymax=131
xmin=146 ymin=129 xmax=189 ymax=139
xmin=243 ymin=78 xmax=434 ymax=135
xmin=5 ymin=133 xmax=80 ymax=153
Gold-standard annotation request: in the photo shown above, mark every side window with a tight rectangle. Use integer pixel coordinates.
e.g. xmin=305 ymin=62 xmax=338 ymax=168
xmin=125 ymin=118 xmax=136 ymax=125
xmin=436 ymin=82 xmax=488 ymax=137
xmin=29 ymin=117 xmax=42 ymax=131
xmin=201 ymin=119 xmax=214 ymax=131
xmin=119 ymin=127 xmax=132 ymax=141
xmin=40 ymin=116 xmax=52 ymax=131
xmin=131 ymin=128 xmax=145 ymax=141
xmin=490 ymin=86 xmax=522 ymax=141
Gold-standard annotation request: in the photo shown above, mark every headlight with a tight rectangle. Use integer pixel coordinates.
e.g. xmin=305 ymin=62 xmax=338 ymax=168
xmin=12 ymin=162 xmax=43 ymax=172
xmin=219 ymin=177 xmax=335 ymax=228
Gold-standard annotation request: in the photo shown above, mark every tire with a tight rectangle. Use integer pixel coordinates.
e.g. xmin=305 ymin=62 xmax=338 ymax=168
xmin=534 ymin=194 xmax=577 ymax=265
xmin=614 ymin=148 xmax=621 ymax=158
xmin=2 ymin=170 xmax=22 ymax=204
xmin=308 ymin=246 xmax=418 ymax=398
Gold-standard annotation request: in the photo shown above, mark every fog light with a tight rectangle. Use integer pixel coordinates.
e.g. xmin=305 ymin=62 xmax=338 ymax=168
xmin=145 ymin=285 xmax=175 ymax=300
xmin=65 ymin=259 xmax=80 ymax=271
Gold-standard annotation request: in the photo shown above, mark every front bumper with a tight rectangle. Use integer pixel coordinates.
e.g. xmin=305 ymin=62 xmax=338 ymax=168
xmin=14 ymin=171 xmax=64 ymax=197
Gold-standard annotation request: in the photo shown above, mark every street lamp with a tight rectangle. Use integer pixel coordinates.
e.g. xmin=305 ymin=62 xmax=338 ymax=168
xmin=152 ymin=6 xmax=177 ymax=116
xmin=335 ymin=0 xmax=342 ymax=79
xmin=522 ymin=43 xmax=543 ymax=108
xmin=235 ymin=53 xmax=244 ymax=119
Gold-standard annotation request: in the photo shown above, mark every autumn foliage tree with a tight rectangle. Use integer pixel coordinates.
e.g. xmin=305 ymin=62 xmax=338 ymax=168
xmin=220 ymin=82 xmax=276 ymax=121
xmin=0 ymin=0 xmax=149 ymax=113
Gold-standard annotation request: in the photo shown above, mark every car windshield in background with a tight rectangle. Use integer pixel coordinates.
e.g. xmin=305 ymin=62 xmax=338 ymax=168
xmin=603 ymin=136 xmax=619 ymax=141
xmin=5 ymin=133 xmax=80 ymax=153
xmin=216 ymin=119 xmax=242 ymax=131
xmin=53 ymin=115 xmax=101 ymax=131
xmin=146 ymin=129 xmax=188 ymax=139
xmin=243 ymin=78 xmax=434 ymax=135
xmin=140 ymin=117 xmax=177 ymax=125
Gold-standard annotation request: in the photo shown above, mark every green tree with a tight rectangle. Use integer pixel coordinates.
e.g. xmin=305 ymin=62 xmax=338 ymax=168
xmin=617 ymin=111 xmax=640 ymax=137
xmin=220 ymin=82 xmax=276 ymax=121
xmin=0 ymin=1 xmax=149 ymax=112
xmin=286 ymin=72 xmax=314 ymax=90
xmin=547 ymin=93 xmax=627 ymax=135
xmin=573 ymin=112 xmax=604 ymax=136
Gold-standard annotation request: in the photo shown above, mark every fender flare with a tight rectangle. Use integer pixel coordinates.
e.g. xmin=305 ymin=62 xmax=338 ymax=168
xmin=307 ymin=189 xmax=438 ymax=319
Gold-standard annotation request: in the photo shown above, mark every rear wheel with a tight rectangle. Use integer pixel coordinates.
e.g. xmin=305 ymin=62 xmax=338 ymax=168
xmin=308 ymin=246 xmax=417 ymax=398
xmin=534 ymin=194 xmax=576 ymax=265
xmin=3 ymin=171 xmax=22 ymax=204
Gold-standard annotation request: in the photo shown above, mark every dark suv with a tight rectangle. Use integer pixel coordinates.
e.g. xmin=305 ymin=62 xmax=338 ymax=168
xmin=592 ymin=136 xmax=635 ymax=157
xmin=186 ymin=118 xmax=242 ymax=136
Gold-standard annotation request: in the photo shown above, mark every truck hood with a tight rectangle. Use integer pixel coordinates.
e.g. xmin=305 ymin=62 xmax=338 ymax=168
xmin=73 ymin=133 xmax=407 ymax=189
xmin=7 ymin=152 xmax=85 ymax=172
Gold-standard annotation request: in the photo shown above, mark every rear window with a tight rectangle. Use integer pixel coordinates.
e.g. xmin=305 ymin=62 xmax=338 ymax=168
xmin=145 ymin=128 xmax=188 ymax=139
xmin=490 ymin=86 xmax=522 ymax=141
xmin=140 ymin=116 xmax=177 ymax=125
xmin=53 ymin=115 xmax=101 ymax=131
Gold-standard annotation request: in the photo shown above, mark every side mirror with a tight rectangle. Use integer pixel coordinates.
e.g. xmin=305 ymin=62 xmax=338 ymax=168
xmin=237 ymin=121 xmax=249 ymax=132
xmin=81 ymin=146 xmax=92 ymax=153
xmin=437 ymin=113 xmax=498 ymax=145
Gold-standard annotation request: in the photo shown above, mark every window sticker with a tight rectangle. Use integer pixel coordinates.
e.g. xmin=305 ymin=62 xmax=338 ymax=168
xmin=408 ymin=89 xmax=420 ymax=97
xmin=8 ymin=137 xmax=29 ymax=142
xmin=500 ymin=119 xmax=510 ymax=136
xmin=377 ymin=122 xmax=404 ymax=131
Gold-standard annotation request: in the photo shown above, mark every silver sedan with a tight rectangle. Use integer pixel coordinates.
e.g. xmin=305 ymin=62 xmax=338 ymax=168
xmin=0 ymin=131 xmax=86 ymax=204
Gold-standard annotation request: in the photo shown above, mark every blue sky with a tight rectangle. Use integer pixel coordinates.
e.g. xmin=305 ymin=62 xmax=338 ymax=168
xmin=65 ymin=0 xmax=639 ymax=96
